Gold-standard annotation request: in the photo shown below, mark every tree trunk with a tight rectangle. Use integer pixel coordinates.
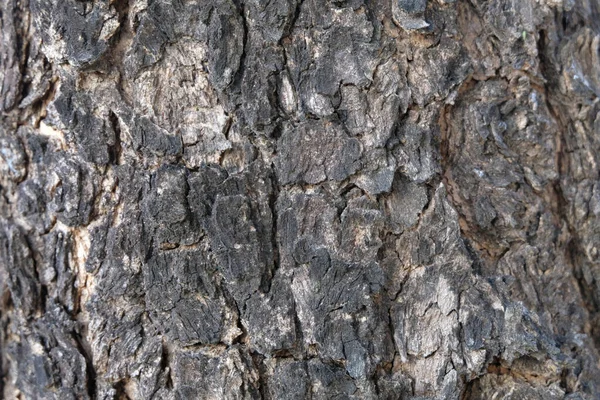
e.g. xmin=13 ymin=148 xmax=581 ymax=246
xmin=1 ymin=0 xmax=600 ymax=398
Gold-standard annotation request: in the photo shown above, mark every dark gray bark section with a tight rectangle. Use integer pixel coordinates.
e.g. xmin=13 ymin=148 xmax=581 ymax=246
xmin=1 ymin=0 xmax=600 ymax=398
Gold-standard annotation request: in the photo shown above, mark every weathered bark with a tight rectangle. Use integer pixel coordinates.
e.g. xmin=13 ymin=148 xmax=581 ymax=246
xmin=1 ymin=0 xmax=600 ymax=398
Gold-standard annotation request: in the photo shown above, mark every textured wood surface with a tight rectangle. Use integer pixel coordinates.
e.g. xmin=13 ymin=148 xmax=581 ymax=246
xmin=1 ymin=0 xmax=600 ymax=398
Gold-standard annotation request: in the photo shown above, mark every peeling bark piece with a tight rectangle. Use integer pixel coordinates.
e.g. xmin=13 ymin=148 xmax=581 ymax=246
xmin=560 ymin=28 xmax=600 ymax=100
xmin=392 ymin=107 xmax=439 ymax=183
xmin=41 ymin=231 xmax=76 ymax=312
xmin=340 ymin=58 xmax=411 ymax=195
xmin=8 ymin=304 xmax=90 ymax=400
xmin=142 ymin=164 xmax=202 ymax=247
xmin=340 ymin=195 xmax=384 ymax=262
xmin=292 ymin=252 xmax=387 ymax=378
xmin=0 ymin=0 xmax=26 ymax=111
xmin=0 ymin=132 xmax=27 ymax=182
xmin=245 ymin=0 xmax=299 ymax=43
xmin=50 ymin=78 xmax=116 ymax=165
xmin=144 ymin=251 xmax=229 ymax=346
xmin=285 ymin=3 xmax=378 ymax=117
xmin=31 ymin=0 xmax=119 ymax=67
xmin=266 ymin=360 xmax=309 ymax=400
xmin=276 ymin=120 xmax=361 ymax=185
xmin=382 ymin=173 xmax=428 ymax=233
xmin=355 ymin=149 xmax=397 ymax=195
xmin=207 ymin=2 xmax=245 ymax=91
xmin=125 ymin=15 xmax=168 ymax=76
xmin=209 ymin=194 xmax=270 ymax=301
xmin=408 ymin=40 xmax=469 ymax=106
xmin=52 ymin=154 xmax=97 ymax=227
xmin=241 ymin=43 xmax=284 ymax=132
xmin=243 ymin=280 xmax=297 ymax=354
xmin=132 ymin=116 xmax=182 ymax=158
xmin=0 ymin=225 xmax=41 ymax=314
xmin=392 ymin=0 xmax=430 ymax=30
xmin=307 ymin=359 xmax=360 ymax=398
xmin=172 ymin=347 xmax=260 ymax=399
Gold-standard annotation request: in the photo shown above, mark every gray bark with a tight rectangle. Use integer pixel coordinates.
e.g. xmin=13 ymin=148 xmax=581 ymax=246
xmin=1 ymin=0 xmax=600 ymax=398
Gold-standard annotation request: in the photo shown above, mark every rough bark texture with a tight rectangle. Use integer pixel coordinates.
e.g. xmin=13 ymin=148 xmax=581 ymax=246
xmin=1 ymin=0 xmax=600 ymax=398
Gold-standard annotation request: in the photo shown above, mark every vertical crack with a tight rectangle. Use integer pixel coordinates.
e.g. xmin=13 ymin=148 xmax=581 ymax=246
xmin=71 ymin=331 xmax=97 ymax=400
xmin=537 ymin=24 xmax=600 ymax=351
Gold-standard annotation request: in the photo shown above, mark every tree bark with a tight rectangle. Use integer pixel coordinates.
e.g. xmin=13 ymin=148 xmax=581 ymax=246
xmin=1 ymin=0 xmax=600 ymax=398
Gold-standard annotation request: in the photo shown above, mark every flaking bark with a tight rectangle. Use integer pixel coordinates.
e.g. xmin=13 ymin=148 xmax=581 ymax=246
xmin=1 ymin=0 xmax=600 ymax=398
